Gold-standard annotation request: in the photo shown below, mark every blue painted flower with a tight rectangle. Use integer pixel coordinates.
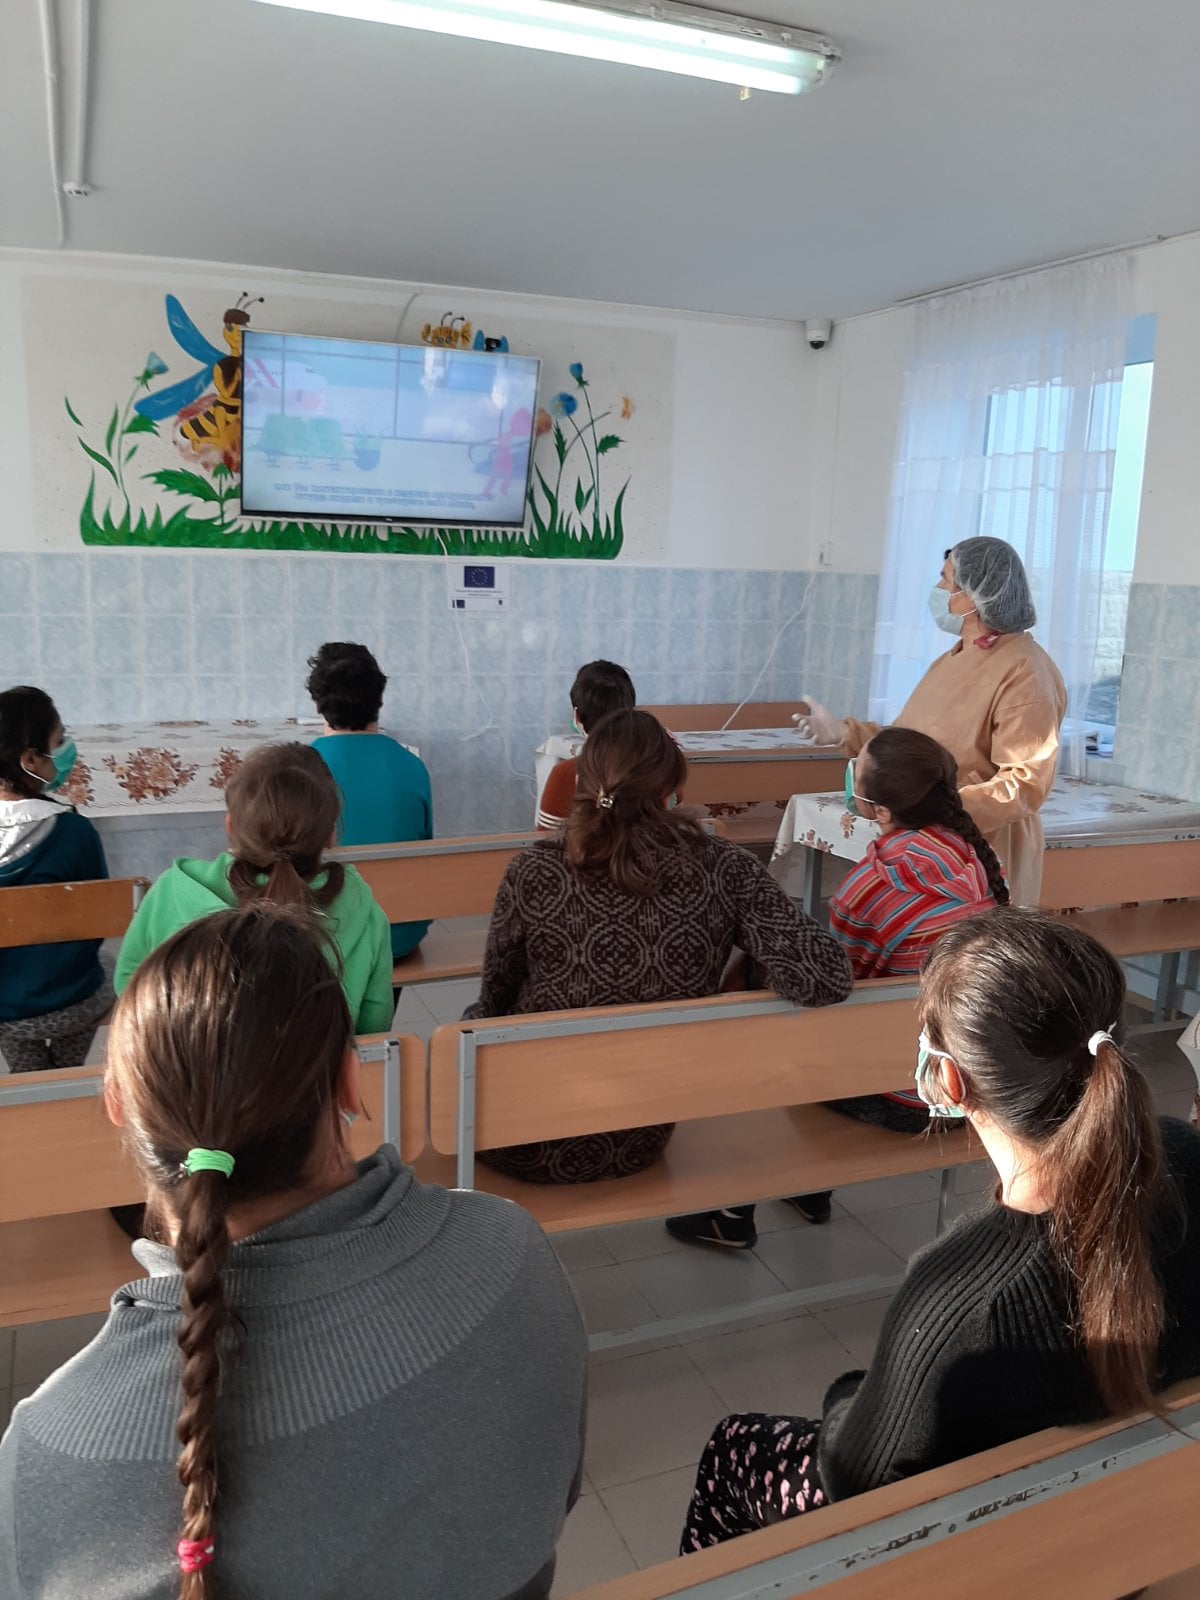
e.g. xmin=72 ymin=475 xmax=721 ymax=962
xmin=144 ymin=351 xmax=168 ymax=377
xmin=569 ymin=361 xmax=585 ymax=383
xmin=553 ymin=392 xmax=579 ymax=417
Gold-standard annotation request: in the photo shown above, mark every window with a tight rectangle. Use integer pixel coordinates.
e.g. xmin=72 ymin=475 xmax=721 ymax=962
xmin=977 ymin=314 xmax=1155 ymax=756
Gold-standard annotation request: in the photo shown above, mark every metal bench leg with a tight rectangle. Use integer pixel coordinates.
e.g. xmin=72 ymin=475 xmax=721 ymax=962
xmin=936 ymin=1167 xmax=954 ymax=1236
xmin=1153 ymin=950 xmax=1182 ymax=1024
xmin=802 ymin=849 xmax=822 ymax=921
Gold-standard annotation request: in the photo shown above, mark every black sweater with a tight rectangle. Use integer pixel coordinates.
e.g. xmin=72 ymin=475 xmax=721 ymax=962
xmin=818 ymin=1117 xmax=1200 ymax=1499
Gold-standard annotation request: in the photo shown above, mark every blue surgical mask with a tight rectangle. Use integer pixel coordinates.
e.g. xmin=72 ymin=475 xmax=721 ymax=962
xmin=570 ymin=716 xmax=584 ymax=738
xmin=928 ymin=586 xmax=964 ymax=636
xmin=914 ymin=1032 xmax=968 ymax=1119
xmin=666 ymin=793 xmax=678 ymax=811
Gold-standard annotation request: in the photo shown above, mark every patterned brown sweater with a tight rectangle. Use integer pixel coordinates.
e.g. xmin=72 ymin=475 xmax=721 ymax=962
xmin=464 ymin=834 xmax=853 ymax=1021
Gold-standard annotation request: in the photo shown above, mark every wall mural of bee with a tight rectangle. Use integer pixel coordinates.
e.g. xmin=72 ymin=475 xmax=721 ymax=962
xmin=134 ymin=293 xmax=263 ymax=473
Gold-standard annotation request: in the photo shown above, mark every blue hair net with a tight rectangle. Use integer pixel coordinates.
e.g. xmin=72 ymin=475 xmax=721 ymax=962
xmin=951 ymin=537 xmax=1036 ymax=634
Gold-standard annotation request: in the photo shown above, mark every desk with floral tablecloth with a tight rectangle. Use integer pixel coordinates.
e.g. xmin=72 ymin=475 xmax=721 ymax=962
xmin=770 ymin=777 xmax=1200 ymax=918
xmin=61 ymin=720 xmax=415 ymax=880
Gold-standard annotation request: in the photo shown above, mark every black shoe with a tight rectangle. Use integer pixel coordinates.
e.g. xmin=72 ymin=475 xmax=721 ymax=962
xmin=665 ymin=1207 xmax=758 ymax=1250
xmin=783 ymin=1192 xmax=833 ymax=1225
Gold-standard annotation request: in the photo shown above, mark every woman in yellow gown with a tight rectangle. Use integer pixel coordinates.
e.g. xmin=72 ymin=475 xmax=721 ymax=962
xmin=801 ymin=538 xmax=1066 ymax=907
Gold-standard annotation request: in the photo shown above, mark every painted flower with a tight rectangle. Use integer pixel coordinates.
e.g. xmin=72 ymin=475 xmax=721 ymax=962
xmin=534 ymin=408 xmax=553 ymax=437
xmin=552 ymin=392 xmax=579 ymax=417
xmin=568 ymin=361 xmax=586 ymax=385
xmin=144 ymin=351 xmax=168 ymax=377
xmin=619 ymin=395 xmax=636 ymax=420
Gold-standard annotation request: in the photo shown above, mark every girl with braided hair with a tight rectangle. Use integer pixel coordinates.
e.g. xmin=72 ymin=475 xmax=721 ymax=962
xmin=0 ymin=905 xmax=587 ymax=1599
xmin=815 ymin=726 xmax=1007 ymax=1144
xmin=673 ymin=729 xmax=1004 ymax=1247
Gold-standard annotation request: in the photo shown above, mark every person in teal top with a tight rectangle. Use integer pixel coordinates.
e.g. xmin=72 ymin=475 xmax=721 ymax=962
xmin=114 ymin=742 xmax=394 ymax=1033
xmin=307 ymin=642 xmax=433 ymax=961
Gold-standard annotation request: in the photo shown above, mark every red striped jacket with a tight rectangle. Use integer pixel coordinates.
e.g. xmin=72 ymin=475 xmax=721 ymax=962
xmin=829 ymin=825 xmax=997 ymax=1108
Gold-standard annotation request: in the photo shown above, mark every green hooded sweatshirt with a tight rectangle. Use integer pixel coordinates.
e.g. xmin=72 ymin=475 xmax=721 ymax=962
xmin=113 ymin=853 xmax=394 ymax=1033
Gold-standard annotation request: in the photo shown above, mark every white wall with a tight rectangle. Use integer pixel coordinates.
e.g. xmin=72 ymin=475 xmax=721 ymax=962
xmin=0 ymin=248 xmax=825 ymax=571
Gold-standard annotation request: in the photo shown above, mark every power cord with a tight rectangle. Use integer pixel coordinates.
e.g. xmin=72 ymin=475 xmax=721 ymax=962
xmin=719 ymin=583 xmax=812 ymax=731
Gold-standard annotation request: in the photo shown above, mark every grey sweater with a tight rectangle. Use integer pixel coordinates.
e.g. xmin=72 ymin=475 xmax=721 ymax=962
xmin=0 ymin=1150 xmax=588 ymax=1600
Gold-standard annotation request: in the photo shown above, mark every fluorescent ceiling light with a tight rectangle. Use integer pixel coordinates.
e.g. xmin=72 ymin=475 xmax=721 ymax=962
xmin=253 ymin=0 xmax=839 ymax=96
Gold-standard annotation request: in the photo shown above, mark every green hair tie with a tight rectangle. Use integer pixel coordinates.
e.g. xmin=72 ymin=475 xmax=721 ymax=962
xmin=183 ymin=1148 xmax=235 ymax=1179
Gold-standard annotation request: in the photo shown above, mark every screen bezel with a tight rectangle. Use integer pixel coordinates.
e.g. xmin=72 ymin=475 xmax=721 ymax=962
xmin=238 ymin=327 xmax=542 ymax=529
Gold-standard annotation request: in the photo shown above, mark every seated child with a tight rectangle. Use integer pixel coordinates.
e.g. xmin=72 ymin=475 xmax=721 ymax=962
xmin=536 ymin=659 xmax=635 ymax=830
xmin=468 ymin=709 xmax=852 ymax=1185
xmin=308 ymin=641 xmax=433 ymax=961
xmin=0 ymin=903 xmax=588 ymax=1599
xmin=114 ymin=741 xmax=393 ymax=1032
xmin=668 ymin=727 xmax=1003 ymax=1248
xmin=0 ymin=686 xmax=112 ymax=1071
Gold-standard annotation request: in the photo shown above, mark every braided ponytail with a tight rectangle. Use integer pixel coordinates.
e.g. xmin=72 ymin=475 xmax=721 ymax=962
xmin=174 ymin=1172 xmax=232 ymax=1598
xmin=927 ymin=780 xmax=1010 ymax=906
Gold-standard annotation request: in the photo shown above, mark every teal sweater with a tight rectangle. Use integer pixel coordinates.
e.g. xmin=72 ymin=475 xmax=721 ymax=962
xmin=311 ymin=733 xmax=433 ymax=960
xmin=114 ymin=852 xmax=394 ymax=1032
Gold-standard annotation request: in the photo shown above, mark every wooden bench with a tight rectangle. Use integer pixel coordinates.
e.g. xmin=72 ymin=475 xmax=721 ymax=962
xmin=417 ymin=981 xmax=978 ymax=1345
xmin=0 ymin=875 xmax=150 ymax=948
xmin=334 ymin=832 xmax=543 ymax=986
xmin=566 ymin=1378 xmax=1200 ymax=1600
xmin=0 ymin=1033 xmax=425 ymax=1327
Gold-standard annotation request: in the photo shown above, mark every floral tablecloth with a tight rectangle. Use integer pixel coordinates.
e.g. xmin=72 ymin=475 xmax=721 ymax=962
xmin=770 ymin=776 xmax=1200 ymax=899
xmin=61 ymin=719 xmax=414 ymax=817
xmin=533 ymin=726 xmax=832 ymax=827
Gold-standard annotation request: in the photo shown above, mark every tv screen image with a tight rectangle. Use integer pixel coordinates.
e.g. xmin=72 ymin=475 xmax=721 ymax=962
xmin=240 ymin=330 xmax=541 ymax=528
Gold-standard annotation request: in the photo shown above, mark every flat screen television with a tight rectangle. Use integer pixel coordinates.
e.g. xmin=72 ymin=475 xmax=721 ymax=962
xmin=240 ymin=330 xmax=541 ymax=528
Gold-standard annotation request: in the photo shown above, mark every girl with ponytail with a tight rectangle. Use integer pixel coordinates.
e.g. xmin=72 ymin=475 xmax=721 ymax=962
xmin=681 ymin=909 xmax=1200 ymax=1548
xmin=0 ymin=905 xmax=588 ymax=1598
xmin=114 ymin=742 xmax=393 ymax=1031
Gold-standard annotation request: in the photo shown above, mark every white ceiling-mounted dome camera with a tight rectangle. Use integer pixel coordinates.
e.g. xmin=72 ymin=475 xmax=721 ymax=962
xmin=805 ymin=319 xmax=833 ymax=350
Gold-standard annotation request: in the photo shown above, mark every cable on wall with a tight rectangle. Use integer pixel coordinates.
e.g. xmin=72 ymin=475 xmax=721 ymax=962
xmin=37 ymin=0 xmax=67 ymax=247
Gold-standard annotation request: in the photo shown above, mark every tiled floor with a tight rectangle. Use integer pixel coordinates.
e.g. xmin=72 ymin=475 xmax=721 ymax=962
xmin=5 ymin=1011 xmax=1195 ymax=1598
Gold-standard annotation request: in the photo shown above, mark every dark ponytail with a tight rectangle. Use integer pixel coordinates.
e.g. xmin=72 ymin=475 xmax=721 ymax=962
xmin=858 ymin=727 xmax=1010 ymax=905
xmin=224 ymin=742 xmax=345 ymax=913
xmin=174 ymin=1175 xmax=232 ymax=1599
xmin=920 ymin=909 xmax=1167 ymax=1417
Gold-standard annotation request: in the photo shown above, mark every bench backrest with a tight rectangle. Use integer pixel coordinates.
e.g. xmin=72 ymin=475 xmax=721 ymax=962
xmin=332 ymin=833 xmax=543 ymax=922
xmin=0 ymin=1033 xmax=426 ymax=1223
xmin=567 ymin=1378 xmax=1200 ymax=1599
xmin=1041 ymin=838 xmax=1200 ymax=910
xmin=336 ymin=824 xmax=727 ymax=925
xmin=0 ymin=876 xmax=151 ymax=949
xmin=641 ymin=702 xmax=797 ymax=732
xmin=428 ymin=982 xmax=921 ymax=1155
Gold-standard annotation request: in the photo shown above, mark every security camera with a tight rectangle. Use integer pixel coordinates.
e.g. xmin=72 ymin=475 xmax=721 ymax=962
xmin=805 ymin=318 xmax=833 ymax=350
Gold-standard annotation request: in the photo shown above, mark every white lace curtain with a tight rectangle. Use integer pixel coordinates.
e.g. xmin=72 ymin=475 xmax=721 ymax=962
xmin=870 ymin=253 xmax=1134 ymax=775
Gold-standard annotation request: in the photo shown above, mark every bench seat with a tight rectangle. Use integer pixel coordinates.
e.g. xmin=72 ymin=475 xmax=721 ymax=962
xmin=0 ymin=1210 xmax=135 ymax=1328
xmin=414 ymin=1102 xmax=979 ymax=1233
xmin=393 ymin=917 xmax=489 ymax=984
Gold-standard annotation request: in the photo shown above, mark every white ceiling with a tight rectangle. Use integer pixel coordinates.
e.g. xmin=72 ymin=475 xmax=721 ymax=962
xmin=3 ymin=0 xmax=1199 ymax=320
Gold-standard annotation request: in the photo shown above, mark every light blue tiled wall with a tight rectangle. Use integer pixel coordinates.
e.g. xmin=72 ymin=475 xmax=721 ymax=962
xmin=0 ymin=550 xmax=877 ymax=835
xmin=1115 ymin=582 xmax=1200 ymax=801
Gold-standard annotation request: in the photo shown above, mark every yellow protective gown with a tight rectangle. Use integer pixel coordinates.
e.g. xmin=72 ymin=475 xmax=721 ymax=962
xmin=843 ymin=631 xmax=1067 ymax=907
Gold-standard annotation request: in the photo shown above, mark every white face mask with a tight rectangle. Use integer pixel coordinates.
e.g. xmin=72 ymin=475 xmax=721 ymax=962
xmin=928 ymin=585 xmax=976 ymax=636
